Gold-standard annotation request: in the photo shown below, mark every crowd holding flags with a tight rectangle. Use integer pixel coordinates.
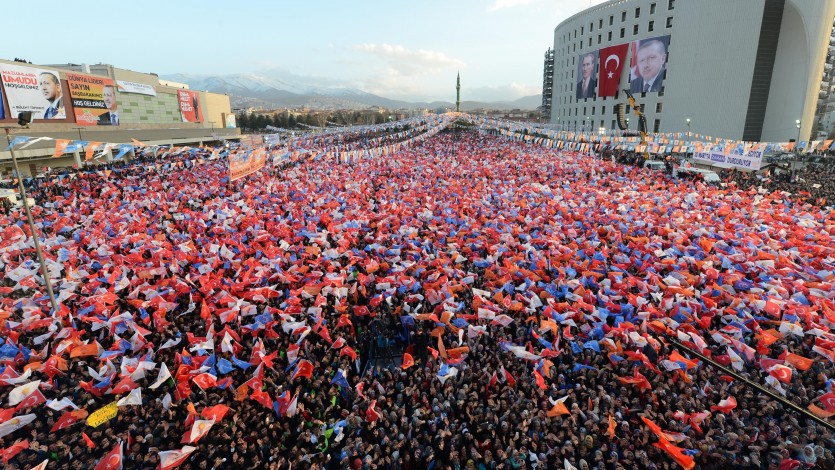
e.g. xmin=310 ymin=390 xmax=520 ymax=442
xmin=0 ymin=114 xmax=834 ymax=469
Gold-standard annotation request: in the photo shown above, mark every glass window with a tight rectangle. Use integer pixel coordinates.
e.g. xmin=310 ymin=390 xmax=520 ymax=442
xmin=651 ymin=3 xmax=656 ymax=14
xmin=621 ymin=11 xmax=626 ymax=22
xmin=669 ymin=0 xmax=675 ymax=10
xmin=620 ymin=28 xmax=625 ymax=38
xmin=649 ymin=21 xmax=654 ymax=32
xmin=656 ymin=103 xmax=663 ymax=113
xmin=653 ymin=119 xmax=661 ymax=133
xmin=633 ymin=24 xmax=639 ymax=35
xmin=608 ymin=31 xmax=612 ymax=41
xmin=598 ymin=34 xmax=602 ymax=44
xmin=599 ymin=19 xmax=603 ymax=28
xmin=666 ymin=17 xmax=673 ymax=28
xmin=635 ymin=7 xmax=640 ymax=18
xmin=609 ymin=15 xmax=614 ymax=26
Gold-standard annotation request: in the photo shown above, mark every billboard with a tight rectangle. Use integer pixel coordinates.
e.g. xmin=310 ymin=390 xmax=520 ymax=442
xmin=66 ymin=72 xmax=119 ymax=126
xmin=178 ymin=90 xmax=202 ymax=122
xmin=693 ymin=143 xmax=764 ymax=171
xmin=0 ymin=63 xmax=66 ymax=120
xmin=229 ymin=148 xmax=267 ymax=181
xmin=576 ymin=50 xmax=599 ymax=100
xmin=629 ymin=35 xmax=670 ymax=94
xmin=225 ymin=113 xmax=236 ymax=128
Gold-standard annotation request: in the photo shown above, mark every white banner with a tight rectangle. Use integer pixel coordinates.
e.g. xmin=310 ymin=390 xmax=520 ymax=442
xmin=0 ymin=63 xmax=66 ymax=120
xmin=116 ymin=80 xmax=157 ymax=96
xmin=693 ymin=144 xmax=763 ymax=171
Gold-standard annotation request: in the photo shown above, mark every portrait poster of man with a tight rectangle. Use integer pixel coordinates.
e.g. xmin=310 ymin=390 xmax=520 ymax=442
xmin=0 ymin=63 xmax=67 ymax=120
xmin=575 ymin=50 xmax=599 ymax=100
xmin=629 ymin=35 xmax=670 ymax=94
xmin=65 ymin=71 xmax=119 ymax=126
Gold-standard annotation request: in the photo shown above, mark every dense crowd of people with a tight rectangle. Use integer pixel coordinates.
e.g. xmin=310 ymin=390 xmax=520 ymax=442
xmin=723 ymin=164 xmax=835 ymax=208
xmin=1 ymin=131 xmax=834 ymax=470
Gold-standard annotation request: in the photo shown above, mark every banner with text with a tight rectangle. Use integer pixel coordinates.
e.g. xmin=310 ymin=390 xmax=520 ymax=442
xmin=66 ymin=72 xmax=119 ymax=126
xmin=229 ymin=148 xmax=267 ymax=181
xmin=0 ymin=63 xmax=67 ymax=120
xmin=116 ymin=80 xmax=156 ymax=96
xmin=178 ymin=90 xmax=203 ymax=123
xmin=693 ymin=143 xmax=764 ymax=170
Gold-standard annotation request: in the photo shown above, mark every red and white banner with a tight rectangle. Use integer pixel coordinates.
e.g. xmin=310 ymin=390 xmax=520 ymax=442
xmin=598 ymin=43 xmax=629 ymax=98
xmin=178 ymin=90 xmax=203 ymax=123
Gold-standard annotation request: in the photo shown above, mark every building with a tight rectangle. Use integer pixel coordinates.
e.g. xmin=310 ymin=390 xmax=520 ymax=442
xmin=812 ymin=16 xmax=835 ymax=139
xmin=550 ymin=0 xmax=835 ymax=143
xmin=0 ymin=59 xmax=239 ymax=176
xmin=541 ymin=47 xmax=555 ymax=119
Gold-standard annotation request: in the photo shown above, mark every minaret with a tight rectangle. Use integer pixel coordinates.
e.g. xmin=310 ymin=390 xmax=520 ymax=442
xmin=456 ymin=72 xmax=461 ymax=112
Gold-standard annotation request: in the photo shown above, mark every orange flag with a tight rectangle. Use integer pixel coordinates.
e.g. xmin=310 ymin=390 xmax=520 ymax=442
xmin=401 ymin=353 xmax=415 ymax=369
xmin=784 ymin=353 xmax=813 ymax=371
xmin=53 ymin=139 xmax=71 ymax=158
xmin=82 ymin=432 xmax=96 ymax=449
xmin=85 ymin=142 xmax=103 ymax=161
xmin=608 ymin=415 xmax=617 ymax=439
xmin=546 ymin=396 xmax=569 ymax=417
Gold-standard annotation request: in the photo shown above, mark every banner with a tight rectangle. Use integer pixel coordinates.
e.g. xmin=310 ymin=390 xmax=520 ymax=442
xmin=240 ymin=135 xmax=264 ymax=148
xmin=598 ymin=44 xmax=629 ymax=98
xmin=86 ymin=402 xmax=118 ymax=428
xmin=116 ymin=80 xmax=156 ymax=96
xmin=576 ymin=50 xmax=599 ymax=100
xmin=66 ymin=72 xmax=119 ymax=126
xmin=178 ymin=90 xmax=202 ymax=123
xmin=693 ymin=143 xmax=764 ymax=170
xmin=229 ymin=148 xmax=267 ymax=181
xmin=630 ymin=35 xmax=670 ymax=94
xmin=0 ymin=63 xmax=66 ymax=120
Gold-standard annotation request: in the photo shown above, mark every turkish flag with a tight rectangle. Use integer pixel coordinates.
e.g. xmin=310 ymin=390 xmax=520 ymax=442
xmin=818 ymin=392 xmax=835 ymax=412
xmin=1 ymin=439 xmax=29 ymax=464
xmin=94 ymin=442 xmax=123 ymax=470
xmin=534 ymin=370 xmax=547 ymax=390
xmin=108 ymin=377 xmax=138 ymax=395
xmin=711 ymin=396 xmax=737 ymax=414
xmin=201 ymin=404 xmax=230 ymax=422
xmin=598 ymin=43 xmax=629 ymax=97
xmin=767 ymin=364 xmax=792 ymax=383
xmin=50 ymin=409 xmax=88 ymax=432
xmin=159 ymin=446 xmax=197 ymax=470
xmin=192 ymin=373 xmax=217 ymax=390
xmin=366 ymin=400 xmax=380 ymax=422
xmin=14 ymin=389 xmax=46 ymax=411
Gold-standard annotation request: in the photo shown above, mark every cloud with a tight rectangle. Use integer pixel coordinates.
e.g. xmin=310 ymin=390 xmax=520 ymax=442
xmin=354 ymin=44 xmax=465 ymax=75
xmin=487 ymin=0 xmax=534 ymax=12
xmin=465 ymin=83 xmax=540 ymax=101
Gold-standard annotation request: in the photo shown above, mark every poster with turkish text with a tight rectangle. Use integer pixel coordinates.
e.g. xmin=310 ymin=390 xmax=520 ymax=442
xmin=178 ymin=90 xmax=203 ymax=123
xmin=66 ymin=72 xmax=119 ymax=126
xmin=0 ymin=63 xmax=66 ymax=120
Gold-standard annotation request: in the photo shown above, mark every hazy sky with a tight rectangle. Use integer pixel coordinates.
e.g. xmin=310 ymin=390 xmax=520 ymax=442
xmin=5 ymin=0 xmax=607 ymax=102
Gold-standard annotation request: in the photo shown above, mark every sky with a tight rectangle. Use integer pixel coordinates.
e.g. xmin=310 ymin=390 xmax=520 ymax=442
xmin=4 ymin=0 xmax=608 ymax=102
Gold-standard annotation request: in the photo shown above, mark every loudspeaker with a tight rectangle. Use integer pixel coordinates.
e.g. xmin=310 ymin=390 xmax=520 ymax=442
xmin=616 ymin=104 xmax=628 ymax=130
xmin=17 ymin=112 xmax=32 ymax=126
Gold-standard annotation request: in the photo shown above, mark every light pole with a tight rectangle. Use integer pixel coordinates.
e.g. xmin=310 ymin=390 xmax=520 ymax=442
xmin=795 ymin=119 xmax=802 ymax=153
xmin=3 ymin=114 xmax=60 ymax=317
xmin=686 ymin=118 xmax=691 ymax=135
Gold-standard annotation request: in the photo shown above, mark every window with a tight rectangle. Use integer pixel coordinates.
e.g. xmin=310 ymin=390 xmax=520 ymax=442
xmin=590 ymin=22 xmax=593 ymax=32
xmin=602 ymin=106 xmax=606 ymax=114
xmin=625 ymin=105 xmax=630 ymax=113
xmin=621 ymin=11 xmax=627 ymax=22
xmin=658 ymin=88 xmax=665 ymax=97
xmin=653 ymin=119 xmax=661 ymax=133
xmin=666 ymin=17 xmax=673 ymax=28
xmin=583 ymin=107 xmax=587 ymax=115
xmin=609 ymin=15 xmax=614 ymax=26
xmin=649 ymin=20 xmax=654 ymax=32
xmin=611 ymin=119 xmax=616 ymax=130
xmin=635 ymin=7 xmax=640 ymax=18
xmin=633 ymin=24 xmax=639 ymax=35
xmin=656 ymin=102 xmax=663 ymax=113
xmin=588 ymin=37 xmax=592 ymax=47
xmin=608 ymin=31 xmax=612 ymax=41
xmin=581 ymin=26 xmax=584 ymax=35
xmin=651 ymin=3 xmax=656 ymax=14
xmin=598 ymin=34 xmax=602 ymax=44
xmin=599 ymin=19 xmax=603 ymax=29
xmin=668 ymin=0 xmax=675 ymax=10
xmin=620 ymin=28 xmax=625 ymax=38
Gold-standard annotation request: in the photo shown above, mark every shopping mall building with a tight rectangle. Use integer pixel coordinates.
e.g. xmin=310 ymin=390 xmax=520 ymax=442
xmin=547 ymin=0 xmax=835 ymax=142
xmin=0 ymin=59 xmax=239 ymax=176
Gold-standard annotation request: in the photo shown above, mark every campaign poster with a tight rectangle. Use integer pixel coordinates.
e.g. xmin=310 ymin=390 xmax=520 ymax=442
xmin=225 ymin=113 xmax=236 ymax=128
xmin=178 ymin=90 xmax=203 ymax=122
xmin=0 ymin=63 xmax=66 ymax=119
xmin=66 ymin=72 xmax=119 ymax=126
xmin=575 ymin=50 xmax=599 ymax=100
xmin=629 ymin=35 xmax=671 ymax=94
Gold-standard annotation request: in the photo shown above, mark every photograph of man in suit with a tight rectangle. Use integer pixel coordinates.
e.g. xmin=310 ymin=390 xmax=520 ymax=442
xmin=98 ymin=85 xmax=119 ymax=126
xmin=576 ymin=53 xmax=597 ymax=100
xmin=630 ymin=39 xmax=667 ymax=94
xmin=192 ymin=93 xmax=201 ymax=122
xmin=39 ymin=72 xmax=65 ymax=119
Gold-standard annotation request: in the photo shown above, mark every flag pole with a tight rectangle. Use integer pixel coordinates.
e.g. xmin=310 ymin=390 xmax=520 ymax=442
xmin=4 ymin=125 xmax=61 ymax=317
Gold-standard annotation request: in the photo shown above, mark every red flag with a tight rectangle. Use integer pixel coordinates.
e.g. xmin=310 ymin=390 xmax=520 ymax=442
xmin=767 ymin=364 xmax=792 ymax=383
xmin=488 ymin=371 xmax=498 ymax=389
xmin=340 ymin=346 xmax=357 ymax=362
xmin=291 ymin=359 xmax=314 ymax=381
xmin=159 ymin=446 xmax=197 ymax=470
xmin=83 ymin=432 xmax=96 ymax=449
xmin=710 ymin=396 xmax=737 ymax=414
xmin=94 ymin=442 xmax=123 ymax=470
xmin=50 ymin=409 xmax=88 ymax=432
xmin=201 ymin=404 xmax=230 ymax=422
xmin=401 ymin=353 xmax=415 ymax=369
xmin=608 ymin=415 xmax=617 ymax=439
xmin=366 ymin=399 xmax=380 ymax=422
xmin=778 ymin=459 xmax=802 ymax=470
xmin=250 ymin=389 xmax=272 ymax=409
xmin=818 ymin=392 xmax=835 ymax=412
xmin=502 ymin=367 xmax=517 ymax=388
xmin=192 ymin=373 xmax=217 ymax=390
xmin=534 ymin=370 xmax=547 ymax=390
xmin=14 ymin=389 xmax=46 ymax=411
xmin=1 ymin=439 xmax=29 ymax=464
xmin=598 ymin=43 xmax=629 ymax=97
xmin=108 ymin=377 xmax=138 ymax=395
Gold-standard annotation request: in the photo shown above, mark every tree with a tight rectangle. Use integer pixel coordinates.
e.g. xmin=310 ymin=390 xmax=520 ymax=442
xmin=237 ymin=113 xmax=249 ymax=130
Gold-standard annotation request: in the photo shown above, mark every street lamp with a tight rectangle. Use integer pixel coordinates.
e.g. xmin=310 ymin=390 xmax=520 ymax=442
xmin=3 ymin=112 xmax=60 ymax=317
xmin=686 ymin=118 xmax=691 ymax=135
xmin=795 ymin=119 xmax=802 ymax=152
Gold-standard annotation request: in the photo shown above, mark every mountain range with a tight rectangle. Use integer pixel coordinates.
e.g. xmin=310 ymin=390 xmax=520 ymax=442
xmin=162 ymin=72 xmax=542 ymax=111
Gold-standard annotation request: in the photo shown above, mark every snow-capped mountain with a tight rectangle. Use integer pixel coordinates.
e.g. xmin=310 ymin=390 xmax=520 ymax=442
xmin=162 ymin=72 xmax=541 ymax=111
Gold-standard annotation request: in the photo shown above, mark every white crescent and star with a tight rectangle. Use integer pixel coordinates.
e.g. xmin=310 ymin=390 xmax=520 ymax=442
xmin=605 ymin=54 xmax=620 ymax=70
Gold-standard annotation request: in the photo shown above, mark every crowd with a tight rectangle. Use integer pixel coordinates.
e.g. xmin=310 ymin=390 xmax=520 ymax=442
xmin=723 ymin=164 xmax=835 ymax=208
xmin=0 ymin=131 xmax=834 ymax=470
